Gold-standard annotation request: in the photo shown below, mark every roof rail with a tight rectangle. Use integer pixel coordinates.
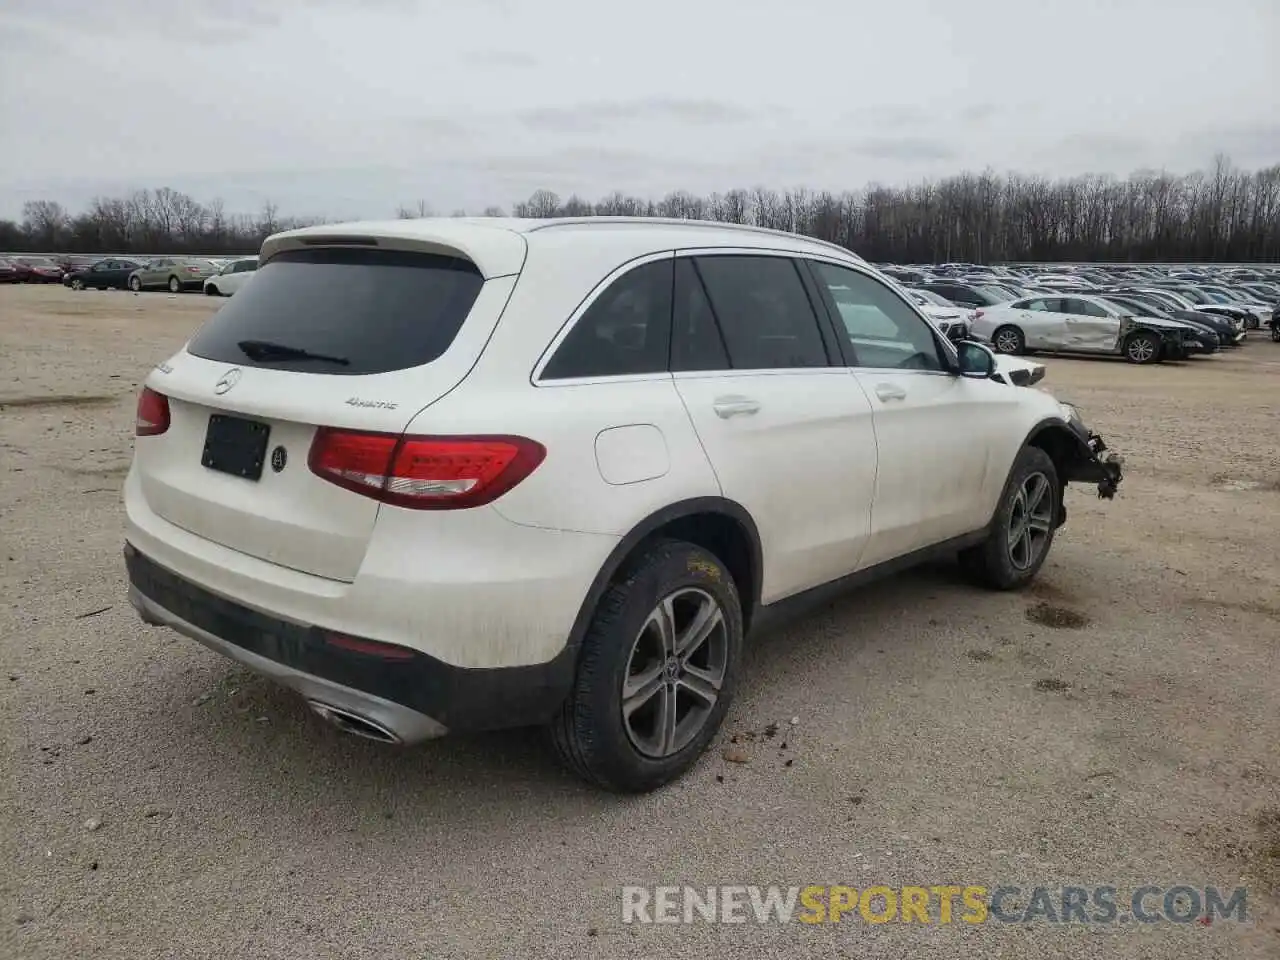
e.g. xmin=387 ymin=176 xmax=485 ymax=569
xmin=523 ymin=216 xmax=862 ymax=261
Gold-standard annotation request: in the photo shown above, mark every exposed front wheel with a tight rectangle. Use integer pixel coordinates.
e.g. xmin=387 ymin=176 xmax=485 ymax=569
xmin=992 ymin=325 xmax=1025 ymax=355
xmin=548 ymin=539 xmax=743 ymax=792
xmin=129 ymin=275 xmax=142 ymax=292
xmin=205 ymin=284 xmax=220 ymax=296
xmin=168 ymin=276 xmax=182 ymax=293
xmin=70 ymin=277 xmax=84 ymax=291
xmin=1123 ymin=331 xmax=1161 ymax=364
xmin=961 ymin=446 xmax=1059 ymax=590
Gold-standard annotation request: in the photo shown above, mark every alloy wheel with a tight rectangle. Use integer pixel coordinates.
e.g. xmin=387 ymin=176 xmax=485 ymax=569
xmin=1127 ymin=336 xmax=1156 ymax=363
xmin=994 ymin=329 xmax=1021 ymax=353
xmin=1008 ymin=471 xmax=1053 ymax=571
xmin=621 ymin=587 xmax=728 ymax=758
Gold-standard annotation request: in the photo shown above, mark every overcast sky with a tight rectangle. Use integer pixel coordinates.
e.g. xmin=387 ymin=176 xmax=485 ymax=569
xmin=1 ymin=0 xmax=1277 ymax=220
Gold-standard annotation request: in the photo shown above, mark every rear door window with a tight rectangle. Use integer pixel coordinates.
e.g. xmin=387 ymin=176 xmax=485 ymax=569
xmin=185 ymin=247 xmax=484 ymax=375
xmin=671 ymin=259 xmax=730 ymax=372
xmin=692 ymin=256 xmax=830 ymax=369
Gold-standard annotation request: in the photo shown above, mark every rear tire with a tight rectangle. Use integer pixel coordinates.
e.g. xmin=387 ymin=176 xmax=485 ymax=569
xmin=960 ymin=446 xmax=1059 ymax=590
xmin=548 ymin=539 xmax=743 ymax=793
xmin=168 ymin=276 xmax=182 ymax=294
xmin=992 ymin=325 xmax=1025 ymax=355
xmin=1123 ymin=331 xmax=1161 ymax=364
xmin=128 ymin=275 xmax=142 ymax=292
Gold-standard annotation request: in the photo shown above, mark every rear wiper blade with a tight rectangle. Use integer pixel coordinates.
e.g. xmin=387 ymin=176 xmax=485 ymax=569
xmin=237 ymin=339 xmax=349 ymax=366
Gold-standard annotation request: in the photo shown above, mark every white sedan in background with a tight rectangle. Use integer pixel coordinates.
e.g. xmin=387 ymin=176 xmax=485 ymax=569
xmin=970 ymin=293 xmax=1192 ymax=364
xmin=202 ymin=257 xmax=259 ymax=297
xmin=906 ymin=288 xmax=973 ymax=340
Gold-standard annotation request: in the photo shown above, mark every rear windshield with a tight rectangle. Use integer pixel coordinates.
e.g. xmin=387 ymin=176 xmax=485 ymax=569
xmin=186 ymin=247 xmax=484 ymax=375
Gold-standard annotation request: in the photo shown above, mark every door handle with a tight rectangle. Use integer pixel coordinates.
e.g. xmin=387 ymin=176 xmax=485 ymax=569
xmin=874 ymin=383 xmax=908 ymax=402
xmin=712 ymin=395 xmax=760 ymax=419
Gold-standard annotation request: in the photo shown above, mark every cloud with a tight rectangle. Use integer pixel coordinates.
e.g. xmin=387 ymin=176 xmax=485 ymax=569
xmin=516 ymin=99 xmax=761 ymax=134
xmin=467 ymin=50 xmax=541 ymax=69
xmin=852 ymin=137 xmax=958 ymax=162
xmin=1 ymin=0 xmax=1276 ymax=219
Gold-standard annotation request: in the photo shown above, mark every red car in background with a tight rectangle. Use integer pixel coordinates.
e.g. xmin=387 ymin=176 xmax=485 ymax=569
xmin=13 ymin=256 xmax=65 ymax=283
xmin=0 ymin=258 xmax=20 ymax=283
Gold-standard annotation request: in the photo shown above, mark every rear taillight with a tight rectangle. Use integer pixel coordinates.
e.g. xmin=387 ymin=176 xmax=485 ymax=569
xmin=135 ymin=387 xmax=170 ymax=436
xmin=307 ymin=430 xmax=545 ymax=510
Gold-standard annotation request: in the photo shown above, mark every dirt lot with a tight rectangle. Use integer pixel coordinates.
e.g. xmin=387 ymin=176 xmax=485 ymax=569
xmin=2 ymin=283 xmax=1278 ymax=959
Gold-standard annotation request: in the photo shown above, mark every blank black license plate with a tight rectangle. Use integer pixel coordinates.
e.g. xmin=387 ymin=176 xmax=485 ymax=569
xmin=202 ymin=414 xmax=270 ymax=481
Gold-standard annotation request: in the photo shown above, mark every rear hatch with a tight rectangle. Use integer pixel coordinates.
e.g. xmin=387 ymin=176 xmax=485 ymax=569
xmin=134 ymin=242 xmax=518 ymax=582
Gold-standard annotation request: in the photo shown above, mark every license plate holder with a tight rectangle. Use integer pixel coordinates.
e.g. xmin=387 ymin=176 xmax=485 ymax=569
xmin=202 ymin=414 xmax=270 ymax=481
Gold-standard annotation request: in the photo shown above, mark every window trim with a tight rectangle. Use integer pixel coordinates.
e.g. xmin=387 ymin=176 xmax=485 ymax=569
xmin=798 ymin=255 xmax=959 ymax=375
xmin=531 ymin=250 xmax=676 ymax=386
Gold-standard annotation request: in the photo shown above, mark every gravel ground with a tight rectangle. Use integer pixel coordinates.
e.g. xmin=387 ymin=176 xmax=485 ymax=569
xmin=2 ymin=284 xmax=1278 ymax=959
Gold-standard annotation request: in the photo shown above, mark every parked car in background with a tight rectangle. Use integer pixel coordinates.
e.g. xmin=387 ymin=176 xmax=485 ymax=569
xmin=63 ymin=258 xmax=146 ymax=290
xmin=1097 ymin=295 xmax=1219 ymax=354
xmin=916 ymin=281 xmax=1009 ymax=309
xmin=129 ymin=257 xmax=219 ymax=293
xmin=1102 ymin=289 xmax=1243 ymax=346
xmin=202 ymin=257 xmax=259 ymax=296
xmin=13 ymin=256 xmax=65 ymax=283
xmin=1135 ymin=288 xmax=1253 ymax=333
xmin=971 ymin=294 xmax=1192 ymax=363
xmin=905 ymin=288 xmax=971 ymax=341
xmin=0 ymin=258 xmax=19 ymax=283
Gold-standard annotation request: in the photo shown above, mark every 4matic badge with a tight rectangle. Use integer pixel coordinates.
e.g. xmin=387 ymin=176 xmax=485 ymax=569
xmin=345 ymin=397 xmax=399 ymax=410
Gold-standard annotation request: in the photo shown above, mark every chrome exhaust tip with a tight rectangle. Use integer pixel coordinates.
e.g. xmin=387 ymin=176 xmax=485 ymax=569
xmin=306 ymin=700 xmax=402 ymax=744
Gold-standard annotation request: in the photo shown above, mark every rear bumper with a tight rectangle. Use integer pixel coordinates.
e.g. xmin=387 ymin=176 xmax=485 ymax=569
xmin=125 ymin=544 xmax=577 ymax=738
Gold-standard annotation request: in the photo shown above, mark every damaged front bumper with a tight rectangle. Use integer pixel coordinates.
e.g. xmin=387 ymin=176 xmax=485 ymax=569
xmin=1063 ymin=420 xmax=1124 ymax=500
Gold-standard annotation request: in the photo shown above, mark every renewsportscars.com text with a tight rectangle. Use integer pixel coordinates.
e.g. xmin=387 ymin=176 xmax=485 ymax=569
xmin=621 ymin=884 xmax=1248 ymax=925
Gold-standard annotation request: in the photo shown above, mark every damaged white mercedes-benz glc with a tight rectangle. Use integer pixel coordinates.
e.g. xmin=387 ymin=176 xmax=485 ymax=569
xmin=124 ymin=217 xmax=1123 ymax=792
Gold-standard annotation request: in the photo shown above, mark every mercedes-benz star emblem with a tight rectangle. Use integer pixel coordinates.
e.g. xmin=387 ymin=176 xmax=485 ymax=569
xmin=213 ymin=367 xmax=242 ymax=395
xmin=270 ymin=446 xmax=287 ymax=473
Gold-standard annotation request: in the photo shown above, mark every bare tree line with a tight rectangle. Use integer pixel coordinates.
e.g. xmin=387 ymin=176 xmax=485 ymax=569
xmin=3 ymin=157 xmax=1277 ymax=262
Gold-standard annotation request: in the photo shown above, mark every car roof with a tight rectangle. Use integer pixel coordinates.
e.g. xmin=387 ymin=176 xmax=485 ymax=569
xmin=262 ymin=217 xmax=866 ymax=280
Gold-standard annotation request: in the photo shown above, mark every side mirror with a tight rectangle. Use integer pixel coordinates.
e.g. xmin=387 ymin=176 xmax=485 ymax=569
xmin=957 ymin=340 xmax=996 ymax=379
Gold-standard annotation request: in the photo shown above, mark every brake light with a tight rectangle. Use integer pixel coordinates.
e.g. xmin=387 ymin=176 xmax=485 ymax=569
xmin=307 ymin=430 xmax=545 ymax=509
xmin=135 ymin=387 xmax=170 ymax=436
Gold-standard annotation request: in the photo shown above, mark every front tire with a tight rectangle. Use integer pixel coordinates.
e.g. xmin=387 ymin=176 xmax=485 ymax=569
xmin=960 ymin=446 xmax=1059 ymax=590
xmin=70 ymin=277 xmax=84 ymax=291
xmin=205 ymin=284 xmax=220 ymax=296
xmin=549 ymin=539 xmax=743 ymax=792
xmin=1123 ymin=331 xmax=1161 ymax=364
xmin=128 ymin=275 xmax=142 ymax=292
xmin=992 ymin=325 xmax=1025 ymax=355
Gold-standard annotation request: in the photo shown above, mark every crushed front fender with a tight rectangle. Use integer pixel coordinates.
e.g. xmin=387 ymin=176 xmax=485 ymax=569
xmin=1063 ymin=422 xmax=1124 ymax=499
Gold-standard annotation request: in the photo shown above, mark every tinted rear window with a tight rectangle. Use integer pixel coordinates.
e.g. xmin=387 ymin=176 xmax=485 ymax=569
xmin=186 ymin=248 xmax=484 ymax=375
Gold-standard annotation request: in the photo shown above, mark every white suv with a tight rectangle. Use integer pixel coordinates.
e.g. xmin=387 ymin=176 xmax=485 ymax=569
xmin=124 ymin=218 xmax=1123 ymax=792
